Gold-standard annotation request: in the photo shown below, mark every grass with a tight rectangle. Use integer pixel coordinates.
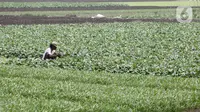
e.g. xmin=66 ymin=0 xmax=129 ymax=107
xmin=1 ymin=65 xmax=200 ymax=111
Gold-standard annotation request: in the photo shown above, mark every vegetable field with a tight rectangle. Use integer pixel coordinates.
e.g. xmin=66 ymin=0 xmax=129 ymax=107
xmin=1 ymin=0 xmax=200 ymax=111
xmin=1 ymin=22 xmax=200 ymax=77
xmin=1 ymin=65 xmax=200 ymax=112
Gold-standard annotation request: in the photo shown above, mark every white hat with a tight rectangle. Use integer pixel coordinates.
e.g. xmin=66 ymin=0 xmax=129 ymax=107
xmin=51 ymin=41 xmax=58 ymax=47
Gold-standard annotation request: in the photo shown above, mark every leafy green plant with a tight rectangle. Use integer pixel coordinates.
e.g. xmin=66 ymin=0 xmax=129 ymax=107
xmin=1 ymin=22 xmax=200 ymax=77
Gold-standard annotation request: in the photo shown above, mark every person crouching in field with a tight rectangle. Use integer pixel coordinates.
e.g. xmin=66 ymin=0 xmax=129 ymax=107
xmin=42 ymin=41 xmax=61 ymax=60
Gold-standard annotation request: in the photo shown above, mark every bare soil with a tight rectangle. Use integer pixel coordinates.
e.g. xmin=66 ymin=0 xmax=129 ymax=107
xmin=185 ymin=108 xmax=200 ymax=112
xmin=0 ymin=15 xmax=199 ymax=25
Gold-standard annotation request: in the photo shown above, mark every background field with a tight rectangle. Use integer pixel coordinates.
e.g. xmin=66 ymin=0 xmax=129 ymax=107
xmin=0 ymin=9 xmax=176 ymax=19
xmin=0 ymin=2 xmax=199 ymax=24
xmin=0 ymin=8 xmax=200 ymax=20
xmin=0 ymin=1 xmax=200 ymax=7
xmin=0 ymin=2 xmax=199 ymax=23
xmin=0 ymin=0 xmax=178 ymax=2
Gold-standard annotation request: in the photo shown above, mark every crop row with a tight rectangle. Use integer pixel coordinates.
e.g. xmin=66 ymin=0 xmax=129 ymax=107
xmin=0 ymin=22 xmax=200 ymax=76
xmin=1 ymin=65 xmax=200 ymax=111
xmin=0 ymin=2 xmax=127 ymax=8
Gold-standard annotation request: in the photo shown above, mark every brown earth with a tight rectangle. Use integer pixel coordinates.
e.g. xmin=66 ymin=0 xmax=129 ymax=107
xmin=0 ymin=0 xmax=177 ymax=2
xmin=0 ymin=15 xmax=199 ymax=25
xmin=0 ymin=6 xmax=179 ymax=12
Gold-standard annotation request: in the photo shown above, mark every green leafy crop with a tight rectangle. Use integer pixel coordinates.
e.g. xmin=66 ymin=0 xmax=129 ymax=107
xmin=0 ymin=22 xmax=200 ymax=77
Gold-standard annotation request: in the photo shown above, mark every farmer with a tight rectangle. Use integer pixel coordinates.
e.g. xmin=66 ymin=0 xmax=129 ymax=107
xmin=42 ymin=41 xmax=61 ymax=60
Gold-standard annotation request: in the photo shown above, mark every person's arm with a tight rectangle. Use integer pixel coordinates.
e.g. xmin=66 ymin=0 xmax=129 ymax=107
xmin=46 ymin=53 xmax=58 ymax=59
xmin=52 ymin=50 xmax=56 ymax=55
xmin=52 ymin=50 xmax=61 ymax=57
